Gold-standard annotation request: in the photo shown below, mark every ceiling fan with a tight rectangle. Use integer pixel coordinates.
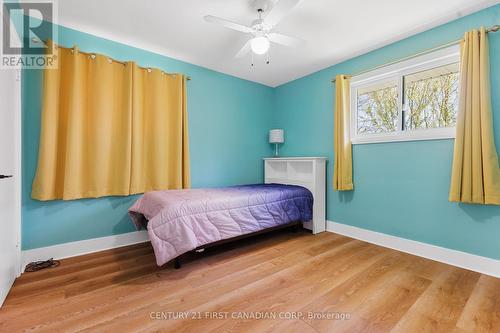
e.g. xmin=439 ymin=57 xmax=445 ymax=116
xmin=204 ymin=0 xmax=303 ymax=60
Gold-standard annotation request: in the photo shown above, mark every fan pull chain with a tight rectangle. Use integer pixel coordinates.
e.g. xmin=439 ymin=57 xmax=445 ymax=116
xmin=251 ymin=52 xmax=254 ymax=67
xmin=266 ymin=50 xmax=270 ymax=65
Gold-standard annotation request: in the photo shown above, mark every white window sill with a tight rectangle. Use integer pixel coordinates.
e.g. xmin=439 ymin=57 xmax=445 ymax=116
xmin=351 ymin=128 xmax=456 ymax=145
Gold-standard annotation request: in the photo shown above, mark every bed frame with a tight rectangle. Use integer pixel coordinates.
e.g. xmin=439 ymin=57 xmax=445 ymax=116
xmin=173 ymin=220 xmax=302 ymax=269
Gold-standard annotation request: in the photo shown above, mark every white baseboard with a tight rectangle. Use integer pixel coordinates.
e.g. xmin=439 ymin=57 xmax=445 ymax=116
xmin=326 ymin=220 xmax=500 ymax=278
xmin=21 ymin=230 xmax=149 ymax=273
xmin=20 ymin=222 xmax=500 ymax=278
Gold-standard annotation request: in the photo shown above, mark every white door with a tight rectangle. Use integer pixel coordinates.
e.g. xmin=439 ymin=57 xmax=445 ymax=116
xmin=0 ymin=67 xmax=21 ymax=307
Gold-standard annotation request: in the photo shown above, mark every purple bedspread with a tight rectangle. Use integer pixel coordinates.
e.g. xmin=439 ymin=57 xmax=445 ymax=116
xmin=129 ymin=184 xmax=313 ymax=266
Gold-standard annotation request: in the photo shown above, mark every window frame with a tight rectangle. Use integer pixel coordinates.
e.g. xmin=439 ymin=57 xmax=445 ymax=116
xmin=350 ymin=45 xmax=460 ymax=145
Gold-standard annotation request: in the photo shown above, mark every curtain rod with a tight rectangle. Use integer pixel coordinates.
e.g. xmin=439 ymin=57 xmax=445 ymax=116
xmin=31 ymin=38 xmax=191 ymax=81
xmin=331 ymin=24 xmax=500 ymax=83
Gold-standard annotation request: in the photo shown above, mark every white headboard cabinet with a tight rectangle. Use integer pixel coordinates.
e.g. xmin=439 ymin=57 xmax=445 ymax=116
xmin=263 ymin=157 xmax=327 ymax=234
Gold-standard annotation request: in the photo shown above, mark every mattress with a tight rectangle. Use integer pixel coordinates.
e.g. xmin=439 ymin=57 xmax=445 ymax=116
xmin=129 ymin=183 xmax=313 ymax=266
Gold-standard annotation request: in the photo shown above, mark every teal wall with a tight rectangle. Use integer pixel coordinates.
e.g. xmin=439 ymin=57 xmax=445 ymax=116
xmin=272 ymin=4 xmax=500 ymax=260
xmin=23 ymin=5 xmax=500 ymax=260
xmin=22 ymin=24 xmax=274 ymax=249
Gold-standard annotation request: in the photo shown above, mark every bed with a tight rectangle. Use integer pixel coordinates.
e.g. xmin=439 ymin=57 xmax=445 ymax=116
xmin=128 ymin=183 xmax=313 ymax=267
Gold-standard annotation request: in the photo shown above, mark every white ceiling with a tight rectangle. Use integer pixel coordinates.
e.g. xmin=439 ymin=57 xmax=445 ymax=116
xmin=57 ymin=0 xmax=498 ymax=87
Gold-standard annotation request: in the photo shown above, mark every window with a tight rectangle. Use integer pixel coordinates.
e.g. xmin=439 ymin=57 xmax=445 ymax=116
xmin=350 ymin=45 xmax=460 ymax=144
xmin=356 ymin=78 xmax=399 ymax=135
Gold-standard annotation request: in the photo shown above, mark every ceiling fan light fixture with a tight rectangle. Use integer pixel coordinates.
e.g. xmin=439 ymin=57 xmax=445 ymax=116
xmin=250 ymin=36 xmax=270 ymax=55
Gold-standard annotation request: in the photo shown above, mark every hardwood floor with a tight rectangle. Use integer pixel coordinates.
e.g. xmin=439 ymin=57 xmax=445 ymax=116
xmin=0 ymin=230 xmax=499 ymax=332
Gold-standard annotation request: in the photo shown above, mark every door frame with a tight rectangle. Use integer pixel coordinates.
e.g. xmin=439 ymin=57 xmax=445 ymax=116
xmin=14 ymin=68 xmax=22 ymax=277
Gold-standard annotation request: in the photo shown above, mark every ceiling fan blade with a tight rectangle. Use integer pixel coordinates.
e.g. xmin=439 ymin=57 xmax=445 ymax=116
xmin=235 ymin=40 xmax=252 ymax=58
xmin=268 ymin=33 xmax=303 ymax=47
xmin=204 ymin=15 xmax=253 ymax=33
xmin=263 ymin=0 xmax=301 ymax=28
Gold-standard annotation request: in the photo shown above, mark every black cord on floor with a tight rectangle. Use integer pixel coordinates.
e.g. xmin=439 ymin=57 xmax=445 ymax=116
xmin=25 ymin=258 xmax=60 ymax=272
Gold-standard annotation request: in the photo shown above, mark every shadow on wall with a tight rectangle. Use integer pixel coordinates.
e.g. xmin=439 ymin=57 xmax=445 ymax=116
xmin=458 ymin=202 xmax=500 ymax=223
xmin=337 ymin=190 xmax=354 ymax=203
xmin=111 ymin=196 xmax=142 ymax=234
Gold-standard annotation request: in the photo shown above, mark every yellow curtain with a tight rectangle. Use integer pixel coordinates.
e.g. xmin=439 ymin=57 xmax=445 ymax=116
xmin=32 ymin=42 xmax=190 ymax=201
xmin=449 ymin=27 xmax=500 ymax=205
xmin=130 ymin=65 xmax=190 ymax=193
xmin=333 ymin=74 xmax=353 ymax=191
